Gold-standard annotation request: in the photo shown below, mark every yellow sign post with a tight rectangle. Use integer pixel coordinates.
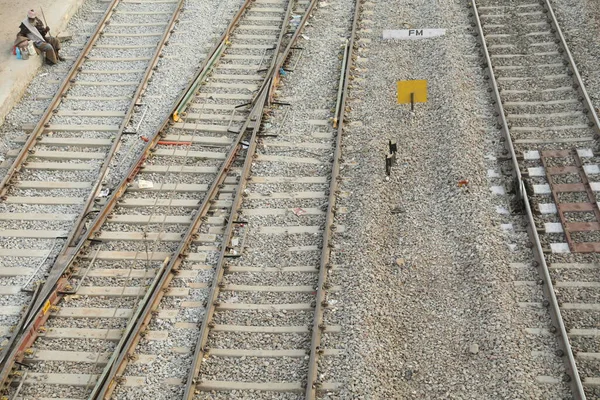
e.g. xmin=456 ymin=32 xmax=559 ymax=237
xmin=397 ymin=80 xmax=427 ymax=111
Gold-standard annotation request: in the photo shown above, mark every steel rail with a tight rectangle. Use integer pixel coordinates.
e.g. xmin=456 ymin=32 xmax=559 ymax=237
xmin=470 ymin=1 xmax=586 ymax=398
xmin=177 ymin=0 xmax=317 ymax=123
xmin=0 ymin=0 xmax=251 ymax=390
xmin=42 ymin=0 xmax=256 ymax=288
xmin=86 ymin=256 xmax=169 ymax=399
xmin=332 ymin=39 xmax=348 ymax=129
xmin=469 ymin=1 xmax=521 ymax=192
xmin=305 ymin=0 xmax=359 ymax=397
xmin=0 ymin=0 xmax=120 ymax=386
xmin=88 ymin=1 xmax=280 ymax=396
xmin=0 ymin=245 xmax=51 ymax=367
xmin=172 ymin=41 xmax=225 ymax=122
xmin=0 ymin=282 xmax=41 ymax=390
xmin=180 ymin=89 xmax=268 ymax=399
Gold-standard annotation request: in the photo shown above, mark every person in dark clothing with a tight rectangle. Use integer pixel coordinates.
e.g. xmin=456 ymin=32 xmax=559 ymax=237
xmin=16 ymin=9 xmax=63 ymax=65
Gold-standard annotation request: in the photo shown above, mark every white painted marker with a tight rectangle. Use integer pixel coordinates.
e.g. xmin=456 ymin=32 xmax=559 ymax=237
xmin=383 ymin=29 xmax=446 ymax=40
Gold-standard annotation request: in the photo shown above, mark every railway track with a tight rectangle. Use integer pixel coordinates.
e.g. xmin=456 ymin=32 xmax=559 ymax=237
xmin=181 ymin=0 xmax=358 ymax=397
xmin=0 ymin=0 xmax=184 ymax=367
xmin=472 ymin=0 xmax=600 ymax=398
xmin=0 ymin=0 xmax=321 ymax=397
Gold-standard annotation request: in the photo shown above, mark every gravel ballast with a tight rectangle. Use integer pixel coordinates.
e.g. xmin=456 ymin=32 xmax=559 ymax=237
xmin=4 ymin=0 xmax=595 ymax=398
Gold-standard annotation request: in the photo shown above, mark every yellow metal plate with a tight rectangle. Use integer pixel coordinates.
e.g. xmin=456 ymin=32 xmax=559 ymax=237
xmin=397 ymin=80 xmax=428 ymax=104
xmin=42 ymin=300 xmax=51 ymax=315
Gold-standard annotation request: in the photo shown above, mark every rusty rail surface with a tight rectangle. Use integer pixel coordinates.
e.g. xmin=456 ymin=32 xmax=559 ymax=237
xmin=540 ymin=150 xmax=600 ymax=253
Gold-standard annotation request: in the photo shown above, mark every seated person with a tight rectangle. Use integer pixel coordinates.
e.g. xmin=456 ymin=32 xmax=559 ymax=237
xmin=15 ymin=9 xmax=64 ymax=64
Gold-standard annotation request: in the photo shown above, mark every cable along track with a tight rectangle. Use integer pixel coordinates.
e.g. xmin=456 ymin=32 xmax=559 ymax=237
xmin=471 ymin=0 xmax=600 ymax=398
xmin=0 ymin=0 xmax=184 ymax=372
xmin=0 ymin=0 xmax=302 ymax=398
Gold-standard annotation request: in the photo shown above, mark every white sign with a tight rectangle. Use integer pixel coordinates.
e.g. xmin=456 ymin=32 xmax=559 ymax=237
xmin=383 ymin=29 xmax=446 ymax=40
